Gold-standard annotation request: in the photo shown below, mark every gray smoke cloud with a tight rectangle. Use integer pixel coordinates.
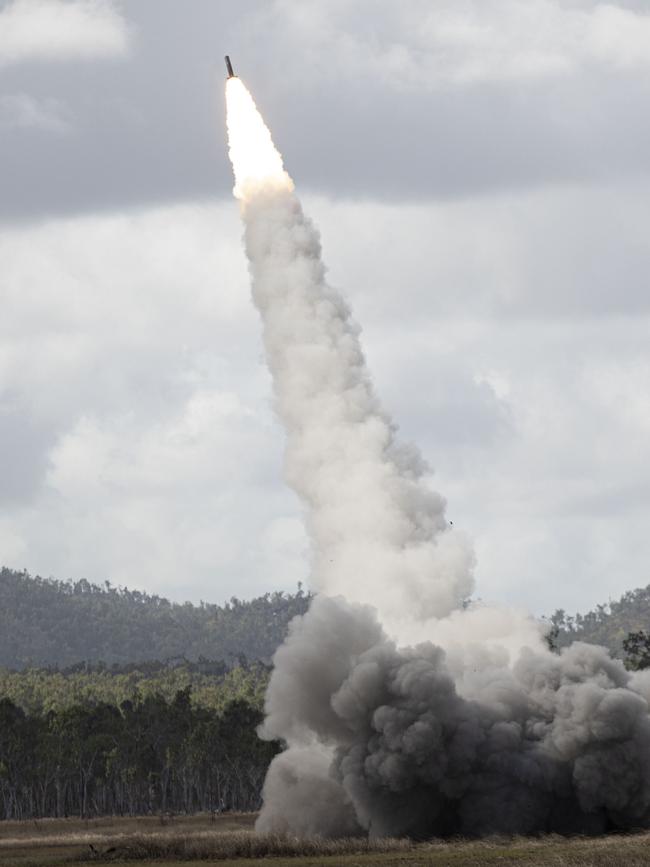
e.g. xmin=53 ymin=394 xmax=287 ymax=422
xmin=226 ymin=77 xmax=650 ymax=837
xmin=258 ymin=595 xmax=650 ymax=836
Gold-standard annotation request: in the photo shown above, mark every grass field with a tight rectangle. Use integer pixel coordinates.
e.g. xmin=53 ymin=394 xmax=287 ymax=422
xmin=3 ymin=814 xmax=650 ymax=866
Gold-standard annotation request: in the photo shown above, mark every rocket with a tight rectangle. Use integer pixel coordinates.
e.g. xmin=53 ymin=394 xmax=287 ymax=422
xmin=225 ymin=56 xmax=235 ymax=79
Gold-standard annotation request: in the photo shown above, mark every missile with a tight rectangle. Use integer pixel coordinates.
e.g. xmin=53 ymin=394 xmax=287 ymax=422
xmin=225 ymin=56 xmax=235 ymax=79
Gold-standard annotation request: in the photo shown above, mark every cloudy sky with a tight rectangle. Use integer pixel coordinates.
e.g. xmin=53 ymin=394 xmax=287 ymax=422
xmin=2 ymin=0 xmax=650 ymax=616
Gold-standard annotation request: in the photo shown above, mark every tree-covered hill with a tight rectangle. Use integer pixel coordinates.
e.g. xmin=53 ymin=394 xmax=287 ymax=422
xmin=551 ymin=584 xmax=650 ymax=658
xmin=0 ymin=567 xmax=310 ymax=669
xmin=5 ymin=564 xmax=650 ymax=669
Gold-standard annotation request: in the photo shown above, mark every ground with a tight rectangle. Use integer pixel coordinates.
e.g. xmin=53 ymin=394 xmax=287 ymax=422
xmin=2 ymin=814 xmax=650 ymax=865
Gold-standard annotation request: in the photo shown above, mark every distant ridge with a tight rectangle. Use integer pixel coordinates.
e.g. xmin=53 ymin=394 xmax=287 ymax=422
xmin=3 ymin=565 xmax=647 ymax=669
xmin=0 ymin=567 xmax=310 ymax=670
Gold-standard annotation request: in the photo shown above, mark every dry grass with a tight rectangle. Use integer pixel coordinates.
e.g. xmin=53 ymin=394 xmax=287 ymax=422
xmin=0 ymin=814 xmax=254 ymax=842
xmin=3 ymin=815 xmax=650 ymax=866
xmin=75 ymin=831 xmax=650 ymax=866
xmin=80 ymin=830 xmax=412 ymax=861
xmin=0 ymin=814 xmax=252 ymax=865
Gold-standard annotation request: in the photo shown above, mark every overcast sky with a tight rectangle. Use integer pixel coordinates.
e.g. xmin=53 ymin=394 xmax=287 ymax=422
xmin=1 ymin=0 xmax=650 ymax=616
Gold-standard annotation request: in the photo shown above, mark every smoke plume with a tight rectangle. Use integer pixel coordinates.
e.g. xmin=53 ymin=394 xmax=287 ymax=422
xmin=225 ymin=77 xmax=650 ymax=836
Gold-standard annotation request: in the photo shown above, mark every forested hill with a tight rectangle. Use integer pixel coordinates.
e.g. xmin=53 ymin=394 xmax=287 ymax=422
xmin=5 ymin=565 xmax=649 ymax=669
xmin=0 ymin=567 xmax=310 ymax=670
xmin=551 ymin=584 xmax=650 ymax=657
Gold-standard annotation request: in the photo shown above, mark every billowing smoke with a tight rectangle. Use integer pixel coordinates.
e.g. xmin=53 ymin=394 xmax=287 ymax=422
xmin=258 ymin=595 xmax=650 ymax=836
xmin=225 ymin=77 xmax=650 ymax=836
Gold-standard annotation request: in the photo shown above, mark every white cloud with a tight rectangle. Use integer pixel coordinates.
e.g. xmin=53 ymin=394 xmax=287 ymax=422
xmin=0 ymin=0 xmax=130 ymax=67
xmin=1 ymin=185 xmax=649 ymax=616
xmin=587 ymin=3 xmax=650 ymax=70
xmin=0 ymin=92 xmax=71 ymax=132
xmin=257 ymin=0 xmax=650 ymax=87
xmin=310 ymin=180 xmax=650 ymax=319
xmin=0 ymin=201 xmax=305 ymax=602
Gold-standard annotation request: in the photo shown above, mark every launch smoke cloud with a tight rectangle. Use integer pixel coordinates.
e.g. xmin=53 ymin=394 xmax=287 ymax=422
xmin=225 ymin=74 xmax=650 ymax=837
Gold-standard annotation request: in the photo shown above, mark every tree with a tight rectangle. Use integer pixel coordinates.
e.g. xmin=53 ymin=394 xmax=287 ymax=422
xmin=0 ymin=689 xmax=277 ymax=820
xmin=623 ymin=630 xmax=650 ymax=671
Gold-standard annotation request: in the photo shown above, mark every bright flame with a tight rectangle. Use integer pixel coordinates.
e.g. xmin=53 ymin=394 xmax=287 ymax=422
xmin=226 ymin=77 xmax=293 ymax=200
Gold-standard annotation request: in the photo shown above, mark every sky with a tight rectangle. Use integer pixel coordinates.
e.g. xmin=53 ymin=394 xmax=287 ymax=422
xmin=1 ymin=0 xmax=650 ymax=616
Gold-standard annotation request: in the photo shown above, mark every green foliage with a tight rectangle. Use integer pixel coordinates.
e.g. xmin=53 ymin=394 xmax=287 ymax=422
xmin=0 ymin=659 xmax=271 ymax=715
xmin=623 ymin=630 xmax=650 ymax=671
xmin=0 ymin=567 xmax=310 ymax=669
xmin=550 ymin=585 xmax=650 ymax=658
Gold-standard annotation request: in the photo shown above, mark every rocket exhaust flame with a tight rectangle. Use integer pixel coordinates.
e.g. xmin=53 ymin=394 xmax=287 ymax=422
xmin=226 ymin=77 xmax=292 ymax=201
xmin=225 ymin=77 xmax=650 ymax=838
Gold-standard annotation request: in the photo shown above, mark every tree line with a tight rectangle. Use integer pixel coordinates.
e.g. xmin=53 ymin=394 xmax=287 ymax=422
xmin=0 ymin=688 xmax=278 ymax=821
xmin=0 ymin=658 xmax=271 ymax=716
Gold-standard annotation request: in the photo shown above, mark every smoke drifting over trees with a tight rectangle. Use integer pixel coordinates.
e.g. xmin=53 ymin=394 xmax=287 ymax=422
xmin=225 ymin=77 xmax=650 ymax=837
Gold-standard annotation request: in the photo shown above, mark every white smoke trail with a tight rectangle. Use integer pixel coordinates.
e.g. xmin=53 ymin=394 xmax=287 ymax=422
xmin=226 ymin=77 xmax=475 ymax=637
xmin=225 ymin=77 xmax=650 ymax=837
